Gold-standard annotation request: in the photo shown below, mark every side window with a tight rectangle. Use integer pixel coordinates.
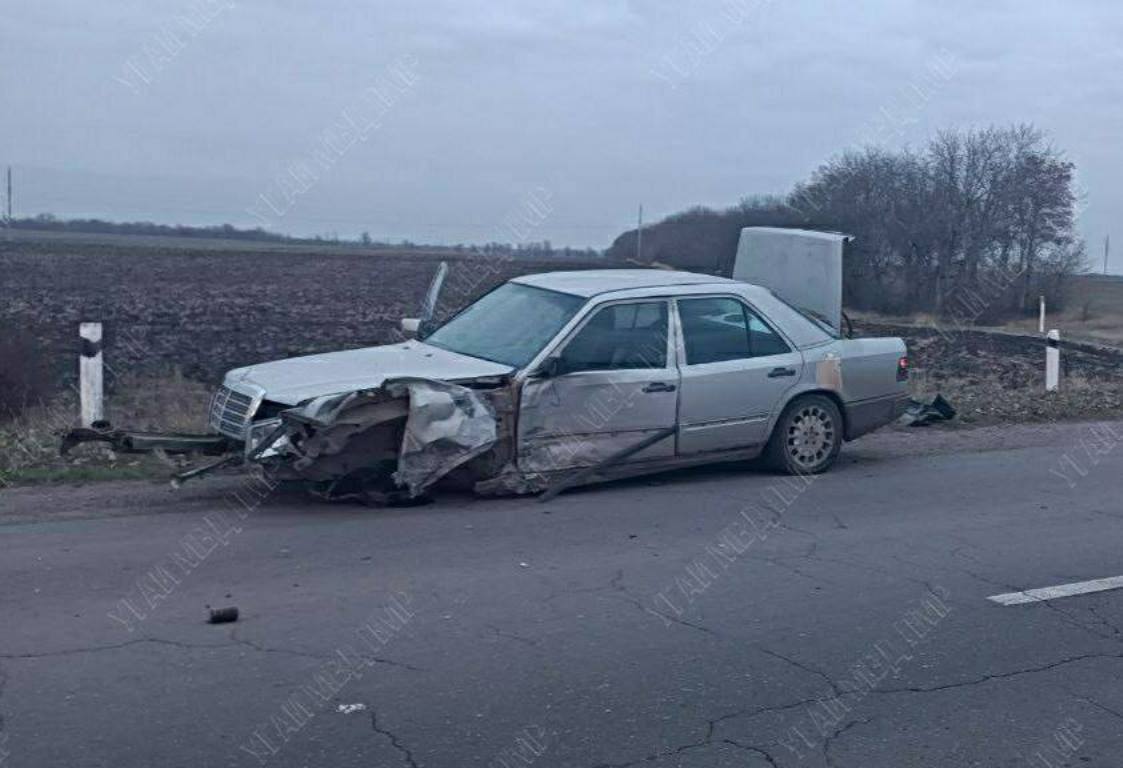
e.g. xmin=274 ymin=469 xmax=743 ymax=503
xmin=746 ymin=309 xmax=791 ymax=356
xmin=679 ymin=297 xmax=791 ymax=365
xmin=560 ymin=302 xmax=668 ymax=371
xmin=679 ymin=297 xmax=751 ymax=364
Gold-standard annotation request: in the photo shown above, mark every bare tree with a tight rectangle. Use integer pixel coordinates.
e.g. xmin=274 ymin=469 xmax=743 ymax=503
xmin=606 ymin=123 xmax=1083 ymax=321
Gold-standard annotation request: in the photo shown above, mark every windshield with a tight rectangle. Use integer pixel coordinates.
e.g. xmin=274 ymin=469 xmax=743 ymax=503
xmin=425 ymin=282 xmax=586 ymax=368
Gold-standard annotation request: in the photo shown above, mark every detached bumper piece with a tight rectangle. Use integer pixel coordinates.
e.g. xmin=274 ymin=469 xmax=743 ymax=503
xmin=900 ymin=394 xmax=957 ymax=427
xmin=60 ymin=425 xmax=233 ymax=456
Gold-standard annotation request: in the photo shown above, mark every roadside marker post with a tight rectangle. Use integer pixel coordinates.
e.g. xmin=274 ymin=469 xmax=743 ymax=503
xmin=79 ymin=322 xmax=104 ymax=426
xmin=1038 ymin=296 xmax=1046 ymax=334
xmin=1045 ymin=329 xmax=1060 ymax=392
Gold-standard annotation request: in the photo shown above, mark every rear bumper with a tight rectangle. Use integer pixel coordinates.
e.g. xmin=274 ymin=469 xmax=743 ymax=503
xmin=844 ymin=393 xmax=910 ymax=441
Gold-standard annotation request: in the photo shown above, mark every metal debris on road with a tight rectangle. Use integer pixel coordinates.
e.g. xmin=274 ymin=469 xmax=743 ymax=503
xmin=207 ymin=606 xmax=239 ymax=624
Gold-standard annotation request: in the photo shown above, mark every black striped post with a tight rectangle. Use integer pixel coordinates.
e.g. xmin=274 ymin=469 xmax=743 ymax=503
xmin=1046 ymin=329 xmax=1059 ymax=392
xmin=79 ymin=322 xmax=104 ymax=426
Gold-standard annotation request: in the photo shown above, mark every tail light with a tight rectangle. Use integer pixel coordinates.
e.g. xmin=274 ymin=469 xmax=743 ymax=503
xmin=897 ymin=355 xmax=910 ymax=381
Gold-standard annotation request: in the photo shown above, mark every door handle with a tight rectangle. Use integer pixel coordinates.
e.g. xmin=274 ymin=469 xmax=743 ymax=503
xmin=642 ymin=381 xmax=677 ymax=393
xmin=767 ymin=366 xmax=797 ymax=378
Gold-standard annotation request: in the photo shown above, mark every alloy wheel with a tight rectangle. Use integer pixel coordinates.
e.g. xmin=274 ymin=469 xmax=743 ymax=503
xmin=786 ymin=404 xmax=835 ymax=470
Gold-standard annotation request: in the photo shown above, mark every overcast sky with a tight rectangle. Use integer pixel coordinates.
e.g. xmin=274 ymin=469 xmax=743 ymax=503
xmin=1 ymin=0 xmax=1119 ymax=268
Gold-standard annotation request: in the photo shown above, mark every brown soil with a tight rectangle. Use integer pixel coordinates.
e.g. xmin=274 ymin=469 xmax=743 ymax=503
xmin=860 ymin=321 xmax=1123 ymax=426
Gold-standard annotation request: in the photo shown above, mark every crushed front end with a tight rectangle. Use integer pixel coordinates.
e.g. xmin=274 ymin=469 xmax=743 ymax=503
xmin=62 ymin=374 xmax=518 ymax=505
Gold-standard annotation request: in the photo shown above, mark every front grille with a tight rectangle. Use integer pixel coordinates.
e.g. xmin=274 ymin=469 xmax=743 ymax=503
xmin=209 ymin=384 xmax=259 ymax=440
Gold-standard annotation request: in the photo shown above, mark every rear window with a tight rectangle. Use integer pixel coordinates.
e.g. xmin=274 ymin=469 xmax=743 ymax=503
xmin=747 ymin=289 xmax=835 ymax=348
xmin=678 ymin=297 xmax=791 ymax=364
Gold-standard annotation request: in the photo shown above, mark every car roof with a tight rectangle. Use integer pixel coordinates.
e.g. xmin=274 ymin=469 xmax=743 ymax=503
xmin=511 ymin=269 xmax=737 ymax=298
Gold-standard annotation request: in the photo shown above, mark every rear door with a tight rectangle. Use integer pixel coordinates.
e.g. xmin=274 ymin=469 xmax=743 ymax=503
xmin=675 ymin=296 xmax=803 ymax=454
xmin=517 ymin=300 xmax=679 ymax=473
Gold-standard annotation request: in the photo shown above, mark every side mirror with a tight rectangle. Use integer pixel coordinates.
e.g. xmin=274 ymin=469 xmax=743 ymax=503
xmin=400 ymin=317 xmax=436 ymax=340
xmin=535 ymin=356 xmax=565 ymax=379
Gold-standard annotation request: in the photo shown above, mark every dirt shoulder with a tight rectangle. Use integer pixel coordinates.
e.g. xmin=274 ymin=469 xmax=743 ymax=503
xmin=857 ymin=320 xmax=1123 ymax=426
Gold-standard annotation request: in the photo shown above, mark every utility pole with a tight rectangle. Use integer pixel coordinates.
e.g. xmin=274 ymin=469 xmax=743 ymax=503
xmin=1105 ymin=235 xmax=1111 ymax=276
xmin=636 ymin=204 xmax=643 ymax=262
xmin=4 ymin=166 xmax=10 ymax=240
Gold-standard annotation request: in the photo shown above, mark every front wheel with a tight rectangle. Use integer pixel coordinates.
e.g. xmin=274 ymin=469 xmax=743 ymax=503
xmin=765 ymin=394 xmax=843 ymax=475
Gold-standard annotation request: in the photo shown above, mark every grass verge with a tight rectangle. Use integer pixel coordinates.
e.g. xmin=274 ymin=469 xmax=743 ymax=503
xmin=0 ymin=369 xmax=214 ymax=489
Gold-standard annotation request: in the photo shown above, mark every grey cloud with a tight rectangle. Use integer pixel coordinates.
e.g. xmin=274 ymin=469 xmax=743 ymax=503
xmin=0 ymin=0 xmax=1117 ymax=267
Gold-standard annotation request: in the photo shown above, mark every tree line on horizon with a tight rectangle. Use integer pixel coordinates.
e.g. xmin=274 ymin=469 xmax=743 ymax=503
xmin=607 ymin=124 xmax=1085 ymax=319
xmin=3 ymin=214 xmax=599 ymax=261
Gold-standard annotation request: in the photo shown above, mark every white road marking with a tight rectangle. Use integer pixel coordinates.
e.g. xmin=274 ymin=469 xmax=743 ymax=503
xmin=987 ymin=576 xmax=1123 ymax=606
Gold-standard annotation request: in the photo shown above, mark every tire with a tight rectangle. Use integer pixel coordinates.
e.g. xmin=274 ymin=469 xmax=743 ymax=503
xmin=765 ymin=394 xmax=843 ymax=475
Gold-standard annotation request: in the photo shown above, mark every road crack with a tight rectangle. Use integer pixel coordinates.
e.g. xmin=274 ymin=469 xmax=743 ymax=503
xmin=876 ymin=652 xmax=1123 ymax=695
xmin=823 ymin=717 xmax=872 ymax=768
xmin=604 ymin=570 xmax=720 ymax=638
xmin=705 ymin=696 xmax=825 ymax=741
xmin=963 ymin=567 xmax=1123 ymax=643
xmin=0 ymin=634 xmax=423 ymax=671
xmin=371 ymin=709 xmax=420 ymax=768
xmin=587 ymin=720 xmax=786 ymax=767
xmin=756 ymin=646 xmax=845 ymax=697
xmin=0 ymin=636 xmax=237 ymax=658
xmin=722 ymin=737 xmax=780 ymax=767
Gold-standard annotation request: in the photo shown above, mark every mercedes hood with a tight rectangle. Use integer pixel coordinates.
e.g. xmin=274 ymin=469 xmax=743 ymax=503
xmin=224 ymin=341 xmax=514 ymax=405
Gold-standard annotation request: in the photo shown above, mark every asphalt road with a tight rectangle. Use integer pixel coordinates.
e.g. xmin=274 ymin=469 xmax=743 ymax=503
xmin=2 ymin=420 xmax=1122 ymax=768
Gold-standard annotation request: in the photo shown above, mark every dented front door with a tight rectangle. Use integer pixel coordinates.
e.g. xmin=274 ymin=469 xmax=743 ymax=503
xmin=517 ymin=300 xmax=679 ymax=473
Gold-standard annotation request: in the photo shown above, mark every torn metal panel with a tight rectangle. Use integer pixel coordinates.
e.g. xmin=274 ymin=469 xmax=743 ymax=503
xmin=263 ymin=377 xmax=498 ymax=497
xmin=280 ymin=391 xmax=410 ymax=473
xmin=473 ymin=465 xmax=551 ymax=497
xmin=538 ymin=426 xmax=676 ymax=502
xmin=517 ymin=429 xmax=677 ymax=474
xmin=477 ymin=442 xmax=765 ymax=498
xmin=383 ymin=378 xmax=498 ymax=496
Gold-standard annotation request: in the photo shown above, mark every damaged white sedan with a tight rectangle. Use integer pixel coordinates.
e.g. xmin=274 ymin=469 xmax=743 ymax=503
xmin=62 ymin=228 xmax=910 ymax=502
xmin=191 ymin=267 xmax=908 ymax=502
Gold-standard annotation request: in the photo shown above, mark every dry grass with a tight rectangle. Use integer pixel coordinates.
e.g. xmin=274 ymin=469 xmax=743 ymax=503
xmin=1001 ymin=312 xmax=1123 ymax=347
xmin=907 ymin=370 xmax=1123 ymax=426
xmin=0 ymin=368 xmax=213 ymax=486
xmin=850 ymin=275 xmax=1123 ymax=349
xmin=107 ymin=368 xmax=213 ymax=432
xmin=0 ymin=323 xmax=54 ymax=416
xmin=996 ymin=275 xmax=1123 ymax=346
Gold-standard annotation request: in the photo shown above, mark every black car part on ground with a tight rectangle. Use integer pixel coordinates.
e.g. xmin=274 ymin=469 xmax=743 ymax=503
xmin=901 ymin=394 xmax=957 ymax=426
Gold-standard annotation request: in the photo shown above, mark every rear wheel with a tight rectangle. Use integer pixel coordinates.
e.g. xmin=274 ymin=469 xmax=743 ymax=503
xmin=765 ymin=394 xmax=843 ymax=475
